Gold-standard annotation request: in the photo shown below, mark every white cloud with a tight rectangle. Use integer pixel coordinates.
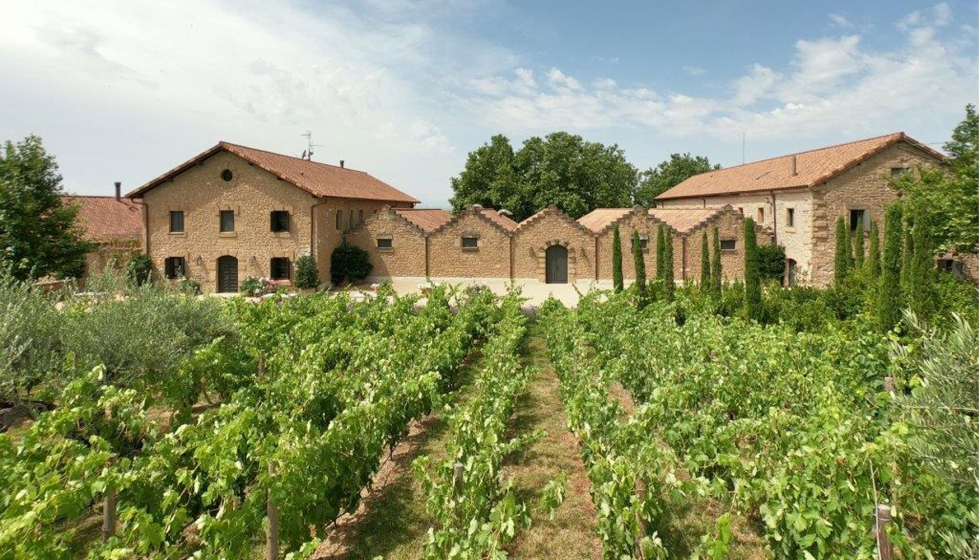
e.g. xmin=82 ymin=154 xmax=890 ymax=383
xmin=465 ymin=4 xmax=977 ymax=145
xmin=682 ymin=66 xmax=706 ymax=76
xmin=829 ymin=13 xmax=853 ymax=29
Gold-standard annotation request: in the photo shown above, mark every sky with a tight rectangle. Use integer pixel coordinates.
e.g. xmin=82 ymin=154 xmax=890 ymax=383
xmin=0 ymin=0 xmax=977 ymax=208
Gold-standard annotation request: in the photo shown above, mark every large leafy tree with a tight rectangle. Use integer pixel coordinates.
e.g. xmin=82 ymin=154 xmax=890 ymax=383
xmin=635 ymin=153 xmax=720 ymax=207
xmin=893 ymin=105 xmax=978 ymax=253
xmin=450 ymin=132 xmax=637 ymax=220
xmin=0 ymin=136 xmax=89 ymax=280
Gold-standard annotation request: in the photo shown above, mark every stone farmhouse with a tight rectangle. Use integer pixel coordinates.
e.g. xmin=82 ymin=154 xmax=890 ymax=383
xmin=125 ymin=133 xmax=950 ymax=293
xmin=63 ymin=182 xmax=143 ymax=283
xmin=656 ymin=132 xmax=946 ymax=286
xmin=126 ymin=142 xmax=418 ymax=293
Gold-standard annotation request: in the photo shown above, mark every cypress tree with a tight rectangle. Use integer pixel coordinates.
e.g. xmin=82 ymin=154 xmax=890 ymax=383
xmin=744 ymin=218 xmax=762 ymax=321
xmin=656 ymin=225 xmax=666 ymax=282
xmin=877 ymin=204 xmax=904 ymax=332
xmin=853 ymin=223 xmax=865 ymax=268
xmin=908 ymin=207 xmax=937 ymax=321
xmin=711 ymin=226 xmax=722 ymax=298
xmin=663 ymin=228 xmax=675 ymax=302
xmin=612 ymin=225 xmax=624 ymax=293
xmin=867 ymin=220 xmax=881 ymax=279
xmin=631 ymin=229 xmax=646 ymax=299
xmin=834 ymin=216 xmax=850 ymax=283
xmin=700 ymin=230 xmax=711 ymax=290
xmin=901 ymin=217 xmax=914 ymax=298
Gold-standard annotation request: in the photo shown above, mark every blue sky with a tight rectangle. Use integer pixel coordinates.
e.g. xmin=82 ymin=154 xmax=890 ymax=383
xmin=0 ymin=0 xmax=976 ymax=207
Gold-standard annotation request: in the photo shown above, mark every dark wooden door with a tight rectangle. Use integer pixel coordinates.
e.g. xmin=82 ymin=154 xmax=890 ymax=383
xmin=545 ymin=245 xmax=568 ymax=284
xmin=217 ymin=256 xmax=239 ymax=293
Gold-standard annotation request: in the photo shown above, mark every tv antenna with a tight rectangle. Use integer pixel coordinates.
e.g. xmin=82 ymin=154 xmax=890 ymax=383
xmin=300 ymin=131 xmax=322 ymax=161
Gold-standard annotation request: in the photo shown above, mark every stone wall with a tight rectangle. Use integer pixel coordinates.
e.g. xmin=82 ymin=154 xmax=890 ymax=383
xmin=595 ymin=209 xmax=663 ymax=281
xmin=809 ymin=143 xmax=940 ymax=285
xmin=512 ymin=207 xmax=595 ymax=282
xmin=682 ymin=208 xmax=755 ymax=283
xmin=142 ymin=151 xmax=318 ymax=292
xmin=316 ymin=200 xmax=413 ymax=284
xmin=428 ymin=209 xmax=512 ymax=280
xmin=347 ymin=207 xmax=427 ymax=279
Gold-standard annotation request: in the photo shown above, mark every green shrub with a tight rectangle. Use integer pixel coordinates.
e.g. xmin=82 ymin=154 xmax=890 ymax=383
xmin=867 ymin=220 xmax=881 ymax=279
xmin=711 ymin=227 xmax=722 ymax=298
xmin=240 ymin=276 xmax=264 ymax=297
xmin=0 ymin=277 xmax=62 ymax=406
xmin=757 ymin=243 xmax=786 ymax=283
xmin=126 ymin=253 xmax=153 ymax=287
xmin=834 ymin=217 xmax=850 ymax=284
xmin=295 ymin=255 xmax=320 ymax=289
xmin=330 ymin=243 xmax=373 ymax=285
xmin=177 ymin=277 xmax=201 ymax=295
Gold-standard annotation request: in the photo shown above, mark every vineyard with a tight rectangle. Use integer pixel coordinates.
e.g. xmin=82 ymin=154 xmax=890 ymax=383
xmin=0 ymin=278 xmax=976 ymax=559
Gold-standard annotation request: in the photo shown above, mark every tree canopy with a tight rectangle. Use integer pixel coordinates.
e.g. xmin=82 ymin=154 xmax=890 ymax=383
xmin=893 ymin=105 xmax=978 ymax=253
xmin=0 ymin=136 xmax=89 ymax=280
xmin=449 ymin=132 xmax=637 ymax=221
xmin=635 ymin=152 xmax=721 ymax=207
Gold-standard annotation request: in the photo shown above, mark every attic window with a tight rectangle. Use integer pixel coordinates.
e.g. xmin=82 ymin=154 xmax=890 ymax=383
xmin=221 ymin=169 xmax=234 ymax=182
xmin=720 ymin=239 xmax=737 ymax=251
xmin=632 ymin=236 xmax=649 ymax=252
xmin=461 ymin=236 xmax=479 ymax=251
xmin=377 ymin=238 xmax=393 ymax=251
xmin=891 ymin=167 xmax=909 ymax=178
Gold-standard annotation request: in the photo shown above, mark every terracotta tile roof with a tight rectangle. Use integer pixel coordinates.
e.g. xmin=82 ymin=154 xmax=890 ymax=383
xmin=577 ymin=208 xmax=634 ymax=234
xmin=648 ymin=208 xmax=721 ymax=234
xmin=394 ymin=208 xmax=452 ymax=233
xmin=63 ymin=196 xmax=142 ymax=242
xmin=479 ymin=208 xmax=519 ymax=232
xmin=657 ymin=132 xmax=945 ymax=200
xmin=128 ymin=142 xmax=419 ymax=204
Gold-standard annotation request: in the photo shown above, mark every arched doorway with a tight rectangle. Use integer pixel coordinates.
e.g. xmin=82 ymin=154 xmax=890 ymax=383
xmin=217 ymin=256 xmax=239 ymax=293
xmin=545 ymin=245 xmax=568 ymax=284
xmin=786 ymin=258 xmax=798 ymax=286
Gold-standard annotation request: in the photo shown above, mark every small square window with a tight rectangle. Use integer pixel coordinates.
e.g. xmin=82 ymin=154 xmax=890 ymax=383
xmin=220 ymin=210 xmax=235 ymax=232
xmin=271 ymin=211 xmax=290 ymax=232
xmin=757 ymin=207 xmax=765 ymax=223
xmin=164 ymin=257 xmax=185 ymax=279
xmin=377 ymin=238 xmax=393 ymax=251
xmin=170 ymin=211 xmax=184 ymax=233
xmin=461 ymin=236 xmax=479 ymax=250
xmin=849 ymin=209 xmax=869 ymax=232
xmin=891 ymin=167 xmax=909 ymax=178
xmin=738 ymin=207 xmax=744 ymax=215
xmin=720 ymin=239 xmax=737 ymax=251
xmin=270 ymin=257 xmax=290 ymax=280
xmin=786 ymin=208 xmax=795 ymax=228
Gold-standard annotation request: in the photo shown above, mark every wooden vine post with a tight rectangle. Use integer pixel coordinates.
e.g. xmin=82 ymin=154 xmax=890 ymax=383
xmin=453 ymin=462 xmax=465 ymax=498
xmin=267 ymin=462 xmax=279 ymax=560
xmin=634 ymin=476 xmax=648 ymax=559
xmin=102 ymin=454 xmax=117 ymax=542
xmin=876 ymin=504 xmax=893 ymax=560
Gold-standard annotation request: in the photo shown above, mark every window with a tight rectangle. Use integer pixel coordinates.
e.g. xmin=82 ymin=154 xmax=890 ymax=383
xmin=849 ymin=209 xmax=869 ymax=232
xmin=757 ymin=207 xmax=765 ymax=223
xmin=377 ymin=238 xmax=393 ymax=251
xmin=221 ymin=169 xmax=234 ymax=182
xmin=336 ymin=212 xmax=341 ymax=230
xmin=358 ymin=209 xmax=364 ymax=225
xmin=349 ymin=210 xmax=354 ymax=230
xmin=786 ymin=208 xmax=795 ymax=228
xmin=891 ymin=167 xmax=910 ymax=178
xmin=939 ymin=259 xmax=965 ymax=280
xmin=270 ymin=211 xmax=290 ymax=232
xmin=461 ymin=236 xmax=479 ymax=250
xmin=169 ymin=211 xmax=184 ymax=233
xmin=632 ymin=236 xmax=649 ymax=252
xmin=738 ymin=207 xmax=744 ymax=215
xmin=164 ymin=257 xmax=185 ymax=279
xmin=720 ymin=239 xmax=737 ymax=251
xmin=270 ymin=257 xmax=290 ymax=280
xmin=220 ymin=210 xmax=235 ymax=232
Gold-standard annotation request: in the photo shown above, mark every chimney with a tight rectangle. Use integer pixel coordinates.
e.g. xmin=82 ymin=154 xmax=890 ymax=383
xmin=791 ymin=155 xmax=798 ymax=176
xmin=339 ymin=160 xmax=345 ymax=169
xmin=114 ymin=181 xmax=121 ymax=201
